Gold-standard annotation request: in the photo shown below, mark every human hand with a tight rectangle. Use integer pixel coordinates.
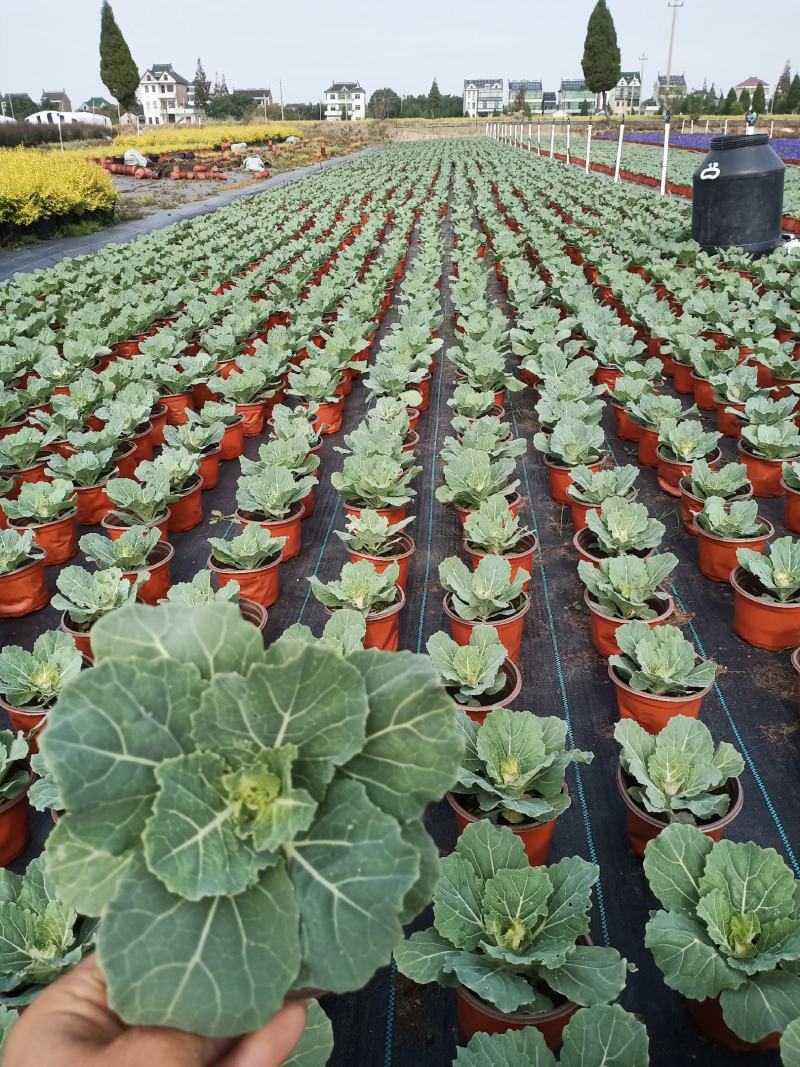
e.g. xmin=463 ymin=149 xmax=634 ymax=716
xmin=4 ymin=954 xmax=307 ymax=1067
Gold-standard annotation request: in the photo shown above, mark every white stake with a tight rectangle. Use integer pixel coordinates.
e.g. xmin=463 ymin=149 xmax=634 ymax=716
xmin=537 ymin=122 xmax=541 ymax=155
xmin=614 ymin=122 xmax=624 ymax=182
xmin=527 ymin=121 xmax=532 ymax=150
xmin=704 ymin=119 xmax=709 ymax=134
xmin=680 ymin=118 xmax=686 ymax=133
xmin=724 ymin=118 xmax=728 ymax=134
xmin=660 ymin=121 xmax=671 ymax=195
xmin=690 ymin=119 xmax=694 ymax=134
xmin=585 ymin=123 xmax=592 ymax=173
xmin=549 ymin=122 xmax=555 ymax=158
xmin=485 ymin=121 xmax=489 ymax=135
xmin=566 ymin=122 xmax=571 ymax=163
xmin=770 ymin=119 xmax=774 ymax=138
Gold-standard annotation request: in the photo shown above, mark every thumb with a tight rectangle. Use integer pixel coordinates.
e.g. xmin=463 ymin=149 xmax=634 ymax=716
xmin=219 ymin=1001 xmax=308 ymax=1067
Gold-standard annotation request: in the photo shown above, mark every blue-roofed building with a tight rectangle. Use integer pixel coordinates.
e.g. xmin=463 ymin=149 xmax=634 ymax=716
xmin=558 ymin=78 xmax=594 ymax=114
xmin=508 ymin=79 xmax=543 ymax=113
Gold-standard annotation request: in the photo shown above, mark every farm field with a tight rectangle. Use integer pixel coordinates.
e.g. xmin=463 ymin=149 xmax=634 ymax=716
xmin=1 ymin=138 xmax=800 ymax=1065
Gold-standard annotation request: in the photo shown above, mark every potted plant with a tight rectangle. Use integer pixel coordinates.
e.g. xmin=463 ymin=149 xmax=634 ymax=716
xmin=395 ymin=821 xmax=628 ymax=1045
xmin=436 ymin=449 xmax=520 ymax=525
xmin=2 ymin=479 xmax=77 ymax=565
xmin=287 ymin=363 xmax=344 ymax=435
xmin=732 ymin=536 xmax=800 ymax=650
xmin=644 ymin=824 xmax=800 ymax=1051
xmin=678 ymin=459 xmax=751 ymax=534
xmin=453 ymin=1004 xmax=649 ymax=1064
xmin=534 ymin=419 xmax=606 ymax=505
xmin=608 ymin=621 xmax=717 ymax=733
xmin=627 ymin=394 xmax=697 ymax=468
xmin=0 ymin=427 xmax=54 ymax=488
xmin=40 ymin=601 xmax=462 ymax=1036
xmin=0 ymin=529 xmax=48 ymax=618
xmin=136 ymin=447 xmax=203 ymax=533
xmin=440 ymin=556 xmax=530 ymax=663
xmin=574 ymin=498 xmax=664 ymax=567
xmin=447 ymin=708 xmax=593 ymax=864
xmin=608 ymin=376 xmax=654 ymax=442
xmin=566 ymin=465 xmax=638 ymax=531
xmin=80 ymin=526 xmax=174 ymax=605
xmin=0 ymin=730 xmax=32 ymax=864
xmin=47 ymin=447 xmax=116 ymax=526
xmin=269 ymin=402 xmax=321 ymax=452
xmin=103 ymin=472 xmax=172 ymax=540
xmin=693 ymin=498 xmax=773 ymax=583
xmin=242 ymin=434 xmax=321 ymax=518
xmin=197 ymin=400 xmax=245 ymax=461
xmin=235 ymin=466 xmax=315 ymax=560
xmin=209 ymin=365 xmax=278 ymax=436
xmin=655 ymin=418 xmax=721 ymax=497
xmin=615 ymin=716 xmax=744 ymax=857
xmin=462 ymin=494 xmax=536 ymax=588
xmin=309 ymin=559 xmax=404 ymax=651
xmin=782 ymin=461 xmax=800 ymax=533
xmin=579 ymin=553 xmax=677 ymax=658
xmin=281 ymin=608 xmax=367 ymax=657
xmin=449 ymin=415 xmax=524 ymax=462
xmin=0 ymin=630 xmax=82 ymax=740
xmin=208 ymin=524 xmax=286 ymax=607
xmin=333 ymin=454 xmax=418 ymax=525
xmin=739 ymin=419 xmax=800 ymax=498
xmin=336 ymin=509 xmax=415 ymax=591
xmin=162 ymin=571 xmax=267 ymax=630
xmin=710 ymin=364 xmax=765 ymax=437
xmin=447 ymin=384 xmax=501 ymax=421
xmin=52 ymin=565 xmax=144 ymax=657
xmin=163 ymin=414 xmax=224 ymax=491
xmin=427 ymin=626 xmax=520 ymax=724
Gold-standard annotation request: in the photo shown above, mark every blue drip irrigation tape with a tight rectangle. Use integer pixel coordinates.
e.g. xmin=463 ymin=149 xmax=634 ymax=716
xmin=296 ymin=492 xmax=341 ymax=624
xmin=510 ymin=401 xmax=611 ymax=948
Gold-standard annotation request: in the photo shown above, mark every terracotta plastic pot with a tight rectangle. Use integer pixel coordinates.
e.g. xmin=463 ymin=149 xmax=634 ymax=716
xmin=0 ymin=695 xmax=48 ymax=746
xmin=678 ymin=480 xmax=752 ymax=535
xmin=130 ymin=423 xmax=154 ymax=465
xmin=782 ymin=480 xmax=800 ymax=532
xmin=585 ymin=590 xmax=674 ymax=658
xmin=693 ymin=516 xmax=773 ymax=583
xmin=3 ymin=460 xmax=50 ymax=489
xmin=149 ymin=404 xmax=168 ymax=447
xmin=220 ymin=415 xmax=246 ymax=460
xmin=444 ymin=592 xmax=530 ymax=663
xmin=361 ymin=587 xmax=405 ymax=651
xmin=594 ymin=366 xmax=621 ymax=392
xmin=113 ymin=442 xmax=138 ymax=480
xmin=456 ymin=977 xmax=578 ymax=1047
xmin=612 ymin=404 xmax=641 ymax=442
xmin=545 ymin=458 xmax=603 ymax=506
xmin=60 ymin=613 xmax=93 ymax=658
xmin=731 ymin=566 xmax=800 ymax=651
xmin=463 ymin=535 xmax=537 ymax=591
xmin=11 ymin=509 xmax=77 ymax=565
xmin=454 ymin=659 xmax=522 ymax=725
xmin=209 ymin=552 xmax=282 ymax=608
xmin=343 ymin=502 xmax=408 ymax=526
xmin=570 ymin=491 xmax=637 ymax=532
xmin=167 ymin=477 xmax=204 ymax=533
xmin=738 ymin=441 xmax=794 ymax=498
xmin=691 ymin=373 xmax=716 ymax=411
xmin=617 ymin=765 xmax=742 ymax=858
xmin=447 ymin=787 xmax=564 ymax=867
xmin=74 ymin=481 xmax=112 ymax=526
xmin=637 ymin=427 xmax=660 ymax=468
xmin=406 ymin=407 xmax=420 ymax=433
xmin=414 ymin=375 xmax=432 ymax=412
xmin=685 ymin=996 xmax=780 ymax=1053
xmin=0 ymin=555 xmax=48 ymax=617
xmin=239 ymin=598 xmax=268 ymax=631
xmin=573 ymin=527 xmax=654 ymax=568
xmin=160 ymin=391 xmax=194 ymax=425
xmin=310 ymin=398 xmax=343 ymax=436
xmin=453 ymin=493 xmax=521 ymax=529
xmin=715 ymin=397 xmax=744 ymax=438
xmin=0 ymin=785 xmax=31 ymax=866
xmin=102 ymin=510 xmax=170 ymax=542
xmin=125 ymin=541 xmax=175 ymax=605
xmin=401 ymin=431 xmax=419 ymax=455
xmin=608 ymin=664 xmax=714 ymax=734
xmin=657 ymin=447 xmax=720 ymax=497
xmin=348 ymin=535 xmax=415 ymax=592
xmin=671 ymin=361 xmax=694 ymax=395
xmin=237 ymin=502 xmax=304 ymax=561
xmin=198 ymin=444 xmax=221 ymax=491
xmin=236 ymin=400 xmax=266 ymax=437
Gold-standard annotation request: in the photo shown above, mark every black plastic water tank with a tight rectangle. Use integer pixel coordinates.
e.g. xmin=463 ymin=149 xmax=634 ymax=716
xmin=691 ymin=133 xmax=784 ymax=254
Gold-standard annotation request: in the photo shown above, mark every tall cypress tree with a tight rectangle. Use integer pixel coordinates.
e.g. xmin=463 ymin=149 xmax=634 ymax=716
xmin=99 ymin=1 xmax=139 ymax=112
xmin=193 ymin=58 xmax=210 ymax=112
xmin=773 ymin=60 xmax=791 ymax=111
xmin=788 ymin=74 xmax=800 ymax=113
xmin=581 ymin=0 xmax=621 ymax=110
xmin=739 ymin=87 xmax=751 ymax=110
xmin=751 ymin=81 xmax=766 ymax=113
xmin=428 ymin=78 xmax=442 ymax=118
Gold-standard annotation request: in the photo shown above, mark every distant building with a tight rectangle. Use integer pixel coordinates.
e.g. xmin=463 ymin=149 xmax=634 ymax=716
xmin=139 ymin=64 xmax=195 ymax=125
xmin=735 ymin=76 xmax=770 ymax=101
xmin=235 ymin=88 xmax=274 ymax=109
xmin=641 ymin=97 xmax=660 ymax=115
xmin=323 ymin=82 xmax=366 ymax=120
xmin=541 ymin=91 xmax=557 ymax=115
xmin=463 ymin=79 xmax=503 ymax=117
xmin=654 ymin=74 xmax=687 ymax=109
xmin=41 ymin=90 xmax=72 ymax=112
xmin=558 ymin=79 xmax=593 ymax=114
xmin=508 ymin=79 xmax=543 ymax=113
xmin=600 ymin=71 xmax=642 ymax=114
xmin=78 ymin=96 xmax=114 ymax=113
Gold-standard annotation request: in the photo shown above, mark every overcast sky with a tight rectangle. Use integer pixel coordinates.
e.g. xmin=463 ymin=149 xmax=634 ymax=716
xmin=0 ymin=0 xmax=791 ymax=106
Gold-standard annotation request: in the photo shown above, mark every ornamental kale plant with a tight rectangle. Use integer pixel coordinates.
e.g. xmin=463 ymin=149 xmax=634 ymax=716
xmin=1 ymin=479 xmax=75 ymax=524
xmin=270 ymin=404 xmax=321 ymax=449
xmin=210 ymin=366 xmax=274 ymax=405
xmin=236 ymin=467 xmax=316 ymax=520
xmin=332 ymin=454 xmax=419 ymax=510
xmin=136 ymin=447 xmax=201 ymax=494
xmin=644 ymin=824 xmax=800 ymax=1043
xmin=567 ymin=465 xmax=638 ymax=506
xmin=0 ymin=428 xmax=54 ymax=473
xmin=52 ymin=566 xmax=144 ymax=628
xmin=164 ymin=571 xmax=240 ymax=605
xmin=610 ymin=622 xmax=716 ymax=697
xmin=657 ymin=419 xmax=720 ymax=463
xmin=48 ymin=448 xmax=115 ymax=488
xmin=737 ymin=536 xmax=800 ymax=603
xmin=463 ymin=494 xmax=534 ymax=556
xmin=281 ymin=610 xmax=367 ymax=658
xmin=696 ymin=498 xmax=768 ymax=539
xmin=0 ymin=631 xmax=82 ymax=710
xmin=0 ymin=730 xmax=30 ymax=805
xmin=615 ymin=716 xmax=743 ymax=825
xmin=447 ymin=384 xmax=497 ymax=420
xmin=395 ymin=820 xmax=628 ymax=1014
xmin=710 ymin=365 xmax=764 ymax=405
xmin=533 ymin=420 xmax=605 ymax=467
xmin=586 ymin=499 xmax=665 ymax=557
xmin=40 ymin=602 xmax=462 ymax=1034
xmin=80 ymin=527 xmax=161 ymax=572
xmin=336 ymin=510 xmax=414 ymax=557
xmin=0 ymin=857 xmax=96 ymax=1007
xmin=241 ymin=437 xmax=320 ymax=480
xmin=106 ymin=473 xmax=173 ymax=526
xmin=309 ymin=560 xmax=400 ymax=615
xmin=208 ymin=525 xmax=286 ymax=570
xmin=454 ymin=709 xmax=592 ymax=826
xmin=741 ymin=422 xmax=800 ymax=460
xmin=627 ymin=394 xmax=697 ymax=432
xmin=579 ymin=553 xmax=677 ymax=621
xmin=0 ymin=529 xmax=44 ymax=575
xmin=439 ymin=556 xmax=528 ymax=621
xmin=734 ymin=395 xmax=797 ymax=427
xmin=685 ymin=460 xmax=750 ymax=501
xmin=427 ymin=626 xmax=508 ymax=704
xmin=436 ymin=450 xmax=519 ymax=512
xmin=784 ymin=462 xmax=800 ymax=492
xmin=448 ymin=416 xmax=525 ymax=462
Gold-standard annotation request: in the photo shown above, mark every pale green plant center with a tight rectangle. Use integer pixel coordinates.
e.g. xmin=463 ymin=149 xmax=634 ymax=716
xmin=31 ymin=664 xmax=61 ymax=696
xmin=498 ymin=756 xmax=520 ymax=785
xmin=225 ymin=763 xmax=282 ymax=825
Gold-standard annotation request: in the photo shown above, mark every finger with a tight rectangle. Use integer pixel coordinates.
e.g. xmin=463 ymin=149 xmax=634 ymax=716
xmin=112 ymin=1027 xmax=235 ymax=1067
xmin=217 ymin=1002 xmax=308 ymax=1067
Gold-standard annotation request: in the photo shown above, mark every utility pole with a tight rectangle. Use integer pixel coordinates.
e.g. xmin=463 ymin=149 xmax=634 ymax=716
xmin=638 ymin=53 xmax=647 ymax=114
xmin=279 ymin=79 xmax=284 ymax=121
xmin=665 ymin=1 xmax=683 ymax=113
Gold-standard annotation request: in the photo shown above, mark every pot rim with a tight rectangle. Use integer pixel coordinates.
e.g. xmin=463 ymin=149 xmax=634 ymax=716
xmin=0 ymin=553 xmax=46 ymax=579
xmin=124 ymin=539 xmax=175 ymax=576
xmin=222 ymin=413 xmax=246 ymax=429
xmin=791 ymin=647 xmax=800 ymax=675
xmin=616 ymin=763 xmax=743 ymax=834
xmin=738 ymin=440 xmax=800 ymax=465
xmin=102 ymin=507 xmax=171 ymax=530
xmin=453 ymin=657 xmax=522 ymax=714
xmin=607 ymin=662 xmax=715 ymax=704
xmin=463 ymin=533 xmax=538 ymax=561
xmin=656 ymin=445 xmax=721 ymax=468
xmin=208 ymin=549 xmax=284 ymax=575
xmin=0 ymin=459 xmax=48 ymax=479
xmin=455 ymin=970 xmax=581 ymax=1026
xmin=691 ymin=514 xmax=774 ymax=545
xmin=712 ymin=393 xmax=745 ymax=409
xmin=583 ymin=587 xmax=673 ymax=625
xmin=573 ymin=526 xmax=654 ymax=564
xmin=568 ymin=488 xmax=638 ymax=510
xmin=342 ymin=500 xmax=410 ymax=515
xmin=239 ymin=597 xmax=268 ymax=629
xmin=323 ymin=583 xmax=406 ymax=622
xmin=678 ymin=479 xmax=753 ymax=506
xmin=543 ymin=455 xmax=605 ymax=473
xmin=453 ymin=491 xmax=521 ymax=519
xmin=349 ymin=533 xmax=415 ymax=564
xmin=780 ymin=478 xmax=800 ymax=497
xmin=9 ymin=506 xmax=78 ymax=531
xmin=443 ymin=590 xmax=530 ymax=628
xmin=237 ymin=501 xmax=306 ymax=526
xmin=175 ymin=475 xmax=203 ymax=497
xmin=730 ymin=566 xmax=800 ymax=611
xmin=75 ymin=477 xmax=111 ymax=493
xmin=236 ymin=398 xmax=268 ymax=412
xmin=446 ymin=782 xmax=566 ymax=834
xmin=200 ymin=443 xmax=222 ymax=459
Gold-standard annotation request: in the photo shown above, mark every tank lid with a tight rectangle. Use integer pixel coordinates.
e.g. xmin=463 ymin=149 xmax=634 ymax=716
xmin=709 ymin=133 xmax=769 ymax=150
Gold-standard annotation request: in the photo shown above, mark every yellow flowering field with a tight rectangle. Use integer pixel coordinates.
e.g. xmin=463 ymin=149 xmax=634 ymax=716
xmin=0 ymin=148 xmax=117 ymax=227
xmin=109 ymin=122 xmax=302 ymax=155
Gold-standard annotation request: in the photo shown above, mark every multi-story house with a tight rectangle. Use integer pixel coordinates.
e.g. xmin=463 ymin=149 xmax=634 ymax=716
xmin=139 ymin=64 xmax=194 ymax=125
xmin=463 ymin=79 xmax=503 ymax=118
xmin=735 ymin=76 xmax=770 ymax=103
xmin=41 ymin=90 xmax=72 ymax=112
xmin=558 ymin=79 xmax=594 ymax=114
xmin=600 ymin=71 xmax=642 ymax=114
xmin=235 ymin=88 xmax=274 ymax=110
xmin=78 ymin=96 xmax=114 ymax=113
xmin=654 ymin=74 xmax=687 ymax=110
xmin=323 ymin=82 xmax=366 ymax=121
xmin=507 ymin=79 xmax=543 ymax=113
